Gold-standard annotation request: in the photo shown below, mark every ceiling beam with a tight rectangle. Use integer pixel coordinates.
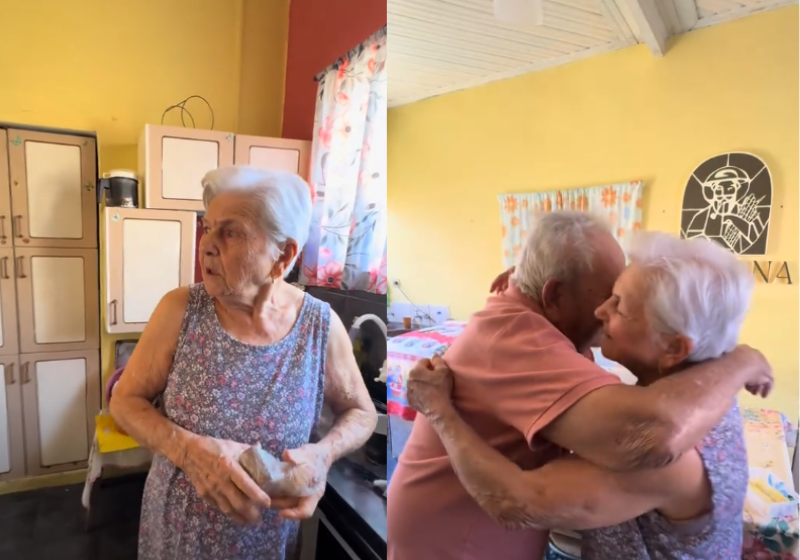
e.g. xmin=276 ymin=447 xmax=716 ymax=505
xmin=614 ymin=0 xmax=671 ymax=56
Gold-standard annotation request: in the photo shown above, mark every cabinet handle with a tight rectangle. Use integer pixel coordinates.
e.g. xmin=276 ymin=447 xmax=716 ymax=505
xmin=0 ymin=257 xmax=8 ymax=279
xmin=5 ymin=363 xmax=14 ymax=385
xmin=22 ymin=362 xmax=30 ymax=384
xmin=13 ymin=215 xmax=22 ymax=239
xmin=110 ymin=300 xmax=118 ymax=325
xmin=15 ymin=256 xmax=25 ymax=278
xmin=0 ymin=215 xmax=6 ymax=242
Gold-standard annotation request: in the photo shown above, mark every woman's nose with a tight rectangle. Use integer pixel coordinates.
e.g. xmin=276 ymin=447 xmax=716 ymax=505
xmin=199 ymin=236 xmax=219 ymax=256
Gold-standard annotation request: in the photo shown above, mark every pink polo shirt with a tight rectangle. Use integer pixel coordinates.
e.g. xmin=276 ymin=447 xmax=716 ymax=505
xmin=387 ymin=286 xmax=620 ymax=560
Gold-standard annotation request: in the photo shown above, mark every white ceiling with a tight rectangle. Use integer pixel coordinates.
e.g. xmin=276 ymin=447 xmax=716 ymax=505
xmin=388 ymin=0 xmax=797 ymax=107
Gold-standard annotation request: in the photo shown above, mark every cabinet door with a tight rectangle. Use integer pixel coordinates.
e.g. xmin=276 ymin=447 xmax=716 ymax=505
xmin=21 ymin=350 xmax=100 ymax=475
xmin=0 ymin=357 xmax=25 ymax=482
xmin=139 ymin=124 xmax=234 ymax=212
xmin=0 ymin=131 xmax=13 ymax=248
xmin=6 ymin=129 xmax=97 ymax=249
xmin=105 ymin=208 xmax=196 ymax=333
xmin=0 ymin=249 xmax=18 ymax=356
xmin=15 ymin=248 xmax=100 ymax=353
xmin=234 ymin=135 xmax=311 ymax=180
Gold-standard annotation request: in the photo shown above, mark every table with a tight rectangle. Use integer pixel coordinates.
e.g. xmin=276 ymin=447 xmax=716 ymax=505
xmin=742 ymin=407 xmax=799 ymax=560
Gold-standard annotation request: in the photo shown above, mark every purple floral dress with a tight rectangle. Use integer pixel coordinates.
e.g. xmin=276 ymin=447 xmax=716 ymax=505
xmin=580 ymin=403 xmax=748 ymax=559
xmin=138 ymin=284 xmax=330 ymax=560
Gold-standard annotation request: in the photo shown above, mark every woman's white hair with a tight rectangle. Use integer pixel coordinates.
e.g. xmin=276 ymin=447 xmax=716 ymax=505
xmin=201 ymin=166 xmax=312 ymax=275
xmin=629 ymin=232 xmax=754 ymax=362
xmin=514 ymin=211 xmax=613 ymax=300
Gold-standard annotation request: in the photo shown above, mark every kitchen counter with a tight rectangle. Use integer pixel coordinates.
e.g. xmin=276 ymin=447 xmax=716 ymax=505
xmin=320 ymin=455 xmax=387 ymax=559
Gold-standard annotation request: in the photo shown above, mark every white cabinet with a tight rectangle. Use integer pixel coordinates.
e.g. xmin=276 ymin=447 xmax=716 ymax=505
xmin=139 ymin=124 xmax=234 ymax=212
xmin=105 ymin=208 xmax=196 ymax=333
xmin=21 ymin=350 xmax=100 ymax=475
xmin=6 ymin=129 xmax=97 ymax=248
xmin=0 ymin=357 xmax=24 ymax=481
xmin=234 ymin=135 xmax=311 ymax=180
xmin=0 ymin=126 xmax=101 ymax=482
xmin=14 ymin=248 xmax=100 ymax=353
xmin=0 ymin=249 xmax=19 ymax=356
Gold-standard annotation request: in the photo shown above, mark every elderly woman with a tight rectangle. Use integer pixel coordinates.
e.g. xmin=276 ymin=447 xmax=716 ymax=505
xmin=407 ymin=231 xmax=764 ymax=559
xmin=110 ymin=166 xmax=377 ymax=560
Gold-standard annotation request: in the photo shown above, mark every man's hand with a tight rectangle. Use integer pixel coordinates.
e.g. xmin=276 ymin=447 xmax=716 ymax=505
xmin=407 ymin=354 xmax=454 ymax=417
xmin=490 ymin=267 xmax=515 ymax=294
xmin=732 ymin=344 xmax=773 ymax=398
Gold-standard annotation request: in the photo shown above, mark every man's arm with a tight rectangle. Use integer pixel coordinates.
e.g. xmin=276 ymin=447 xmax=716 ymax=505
xmin=427 ymin=406 xmax=710 ymax=531
xmin=540 ymin=346 xmax=771 ymax=471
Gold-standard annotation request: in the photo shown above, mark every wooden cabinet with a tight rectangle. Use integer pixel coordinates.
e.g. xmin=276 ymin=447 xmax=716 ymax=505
xmin=15 ymin=248 xmax=99 ymax=353
xmin=234 ymin=135 xmax=312 ymax=180
xmin=139 ymin=124 xmax=234 ymax=212
xmin=21 ymin=350 xmax=100 ymax=475
xmin=5 ymin=129 xmax=97 ymax=249
xmin=105 ymin=208 xmax=196 ymax=333
xmin=0 ymin=357 xmax=24 ymax=481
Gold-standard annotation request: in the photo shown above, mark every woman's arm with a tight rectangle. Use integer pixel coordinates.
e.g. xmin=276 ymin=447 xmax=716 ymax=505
xmin=540 ymin=345 xmax=772 ymax=470
xmin=274 ymin=312 xmax=378 ymax=521
xmin=425 ymin=404 xmax=709 ymax=531
xmin=315 ymin=312 xmax=378 ymax=464
xmin=110 ymin=287 xmax=194 ymax=466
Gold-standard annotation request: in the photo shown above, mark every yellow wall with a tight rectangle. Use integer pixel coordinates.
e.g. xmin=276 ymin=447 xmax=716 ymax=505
xmin=388 ymin=7 xmax=799 ymax=417
xmin=0 ymin=0 xmax=290 ymax=392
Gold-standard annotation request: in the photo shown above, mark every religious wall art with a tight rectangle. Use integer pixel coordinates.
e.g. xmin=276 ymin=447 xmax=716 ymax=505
xmin=680 ymin=152 xmax=771 ymax=256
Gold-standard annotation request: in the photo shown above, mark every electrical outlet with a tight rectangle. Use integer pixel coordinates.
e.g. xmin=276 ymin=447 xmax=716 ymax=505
xmin=386 ymin=306 xmax=401 ymax=325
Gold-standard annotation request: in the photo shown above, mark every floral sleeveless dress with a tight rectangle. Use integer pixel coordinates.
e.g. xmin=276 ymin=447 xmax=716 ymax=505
xmin=580 ymin=403 xmax=749 ymax=559
xmin=138 ymin=284 xmax=331 ymax=560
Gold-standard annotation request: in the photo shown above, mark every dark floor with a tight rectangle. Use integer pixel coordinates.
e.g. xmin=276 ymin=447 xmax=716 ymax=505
xmin=0 ymin=476 xmax=143 ymax=560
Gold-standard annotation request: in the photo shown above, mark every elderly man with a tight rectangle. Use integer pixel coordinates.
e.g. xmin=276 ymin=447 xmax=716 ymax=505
xmin=386 ymin=212 xmax=771 ymax=560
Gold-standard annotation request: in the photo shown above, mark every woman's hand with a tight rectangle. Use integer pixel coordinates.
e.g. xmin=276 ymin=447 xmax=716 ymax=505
xmin=732 ymin=344 xmax=774 ymax=397
xmin=181 ymin=435 xmax=272 ymax=524
xmin=490 ymin=266 xmax=515 ymax=294
xmin=407 ymin=354 xmax=455 ymax=418
xmin=272 ymin=443 xmax=332 ymax=520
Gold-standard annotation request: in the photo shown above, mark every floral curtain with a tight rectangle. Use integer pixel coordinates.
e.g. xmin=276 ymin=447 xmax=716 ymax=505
xmin=498 ymin=181 xmax=644 ymax=268
xmin=299 ymin=27 xmax=388 ymax=294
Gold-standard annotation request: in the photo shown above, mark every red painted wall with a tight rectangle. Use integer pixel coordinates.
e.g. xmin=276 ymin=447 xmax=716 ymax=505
xmin=281 ymin=0 xmax=386 ymax=141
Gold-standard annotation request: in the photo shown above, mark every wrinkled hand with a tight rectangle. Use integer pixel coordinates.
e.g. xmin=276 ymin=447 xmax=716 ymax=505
xmin=732 ymin=344 xmax=773 ymax=398
xmin=181 ymin=435 xmax=271 ymax=524
xmin=490 ymin=267 xmax=515 ymax=294
xmin=407 ymin=354 xmax=454 ymax=417
xmin=272 ymin=443 xmax=331 ymax=520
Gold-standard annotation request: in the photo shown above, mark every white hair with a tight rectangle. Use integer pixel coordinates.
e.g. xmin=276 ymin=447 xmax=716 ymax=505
xmin=514 ymin=211 xmax=613 ymax=300
xmin=201 ymin=166 xmax=312 ymax=274
xmin=629 ymin=232 xmax=754 ymax=362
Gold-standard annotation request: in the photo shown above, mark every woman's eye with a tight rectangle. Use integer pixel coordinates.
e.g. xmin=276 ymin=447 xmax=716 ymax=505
xmin=203 ymin=227 xmax=210 ymax=234
xmin=226 ymin=229 xmax=236 ymax=237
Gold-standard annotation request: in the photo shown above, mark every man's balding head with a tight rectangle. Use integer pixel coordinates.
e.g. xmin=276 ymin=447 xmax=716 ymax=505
xmin=514 ymin=211 xmax=626 ymax=352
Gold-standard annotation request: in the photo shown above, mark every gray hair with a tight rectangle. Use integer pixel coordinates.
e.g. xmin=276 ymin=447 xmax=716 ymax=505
xmin=514 ymin=211 xmax=613 ymax=300
xmin=201 ymin=166 xmax=312 ymax=274
xmin=629 ymin=232 xmax=753 ymax=362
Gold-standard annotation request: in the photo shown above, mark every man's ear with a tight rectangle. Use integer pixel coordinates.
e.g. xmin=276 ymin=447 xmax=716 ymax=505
xmin=540 ymin=278 xmax=564 ymax=310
